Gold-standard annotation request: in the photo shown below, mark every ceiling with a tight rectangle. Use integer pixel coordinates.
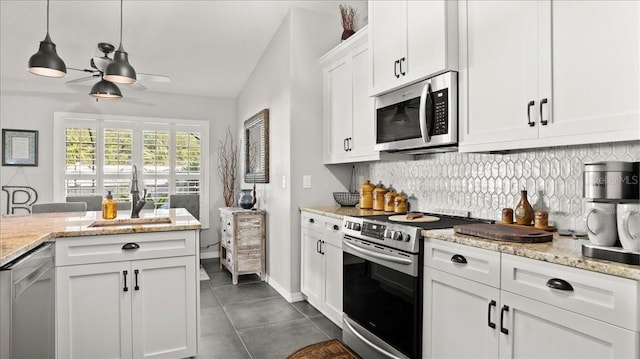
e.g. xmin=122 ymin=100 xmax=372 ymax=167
xmin=0 ymin=0 xmax=367 ymax=99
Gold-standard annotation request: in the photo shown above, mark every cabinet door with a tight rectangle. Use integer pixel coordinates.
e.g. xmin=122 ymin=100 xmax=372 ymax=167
xmin=131 ymin=256 xmax=197 ymax=359
xmin=539 ymin=1 xmax=640 ymax=142
xmin=322 ymin=241 xmax=343 ymax=327
xmin=56 ymin=262 xmax=133 ymax=359
xmin=405 ymin=0 xmax=447 ymax=84
xmin=423 ymin=268 xmax=500 ymax=359
xmin=459 ymin=1 xmax=540 ymax=148
xmin=301 ymin=227 xmax=323 ymax=308
xmin=499 ymin=291 xmax=639 ymax=359
xmin=350 ymin=45 xmax=376 ymax=159
xmin=369 ymin=0 xmax=407 ymax=95
xmin=324 ymin=58 xmax=352 ymax=162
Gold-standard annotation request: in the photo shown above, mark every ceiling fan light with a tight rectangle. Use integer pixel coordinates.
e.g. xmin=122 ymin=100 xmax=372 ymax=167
xmin=28 ymin=33 xmax=66 ymax=78
xmin=104 ymin=44 xmax=136 ymax=84
xmin=90 ymin=79 xmax=123 ymax=99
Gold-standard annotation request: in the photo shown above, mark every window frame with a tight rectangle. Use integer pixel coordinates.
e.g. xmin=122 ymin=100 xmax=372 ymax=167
xmin=53 ymin=112 xmax=210 ymax=228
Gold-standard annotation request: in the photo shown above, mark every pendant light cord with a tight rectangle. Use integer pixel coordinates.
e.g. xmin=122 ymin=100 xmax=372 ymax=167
xmin=46 ymin=0 xmax=50 ymax=34
xmin=119 ymin=0 xmax=123 ymax=44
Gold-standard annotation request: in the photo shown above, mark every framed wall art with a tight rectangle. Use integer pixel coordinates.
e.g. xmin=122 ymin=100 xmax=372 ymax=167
xmin=2 ymin=129 xmax=38 ymax=166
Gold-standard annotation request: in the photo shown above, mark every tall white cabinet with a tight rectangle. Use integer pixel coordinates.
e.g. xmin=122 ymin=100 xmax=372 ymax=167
xmin=423 ymin=239 xmax=640 ymax=359
xmin=55 ymin=231 xmax=198 ymax=359
xmin=459 ymin=0 xmax=640 ymax=152
xmin=300 ymin=211 xmax=343 ymax=327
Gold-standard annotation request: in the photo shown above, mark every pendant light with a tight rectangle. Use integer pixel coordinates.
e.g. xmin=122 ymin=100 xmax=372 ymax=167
xmin=104 ymin=0 xmax=136 ymax=84
xmin=90 ymin=75 xmax=123 ymax=100
xmin=28 ymin=0 xmax=66 ymax=77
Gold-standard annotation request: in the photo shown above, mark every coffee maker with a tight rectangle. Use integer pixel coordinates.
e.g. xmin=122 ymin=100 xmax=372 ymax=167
xmin=582 ymin=161 xmax=640 ymax=264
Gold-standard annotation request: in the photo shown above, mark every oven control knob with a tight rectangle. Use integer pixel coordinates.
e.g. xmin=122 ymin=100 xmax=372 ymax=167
xmin=383 ymin=229 xmax=392 ymax=240
xmin=402 ymin=233 xmax=411 ymax=242
xmin=392 ymin=231 xmax=403 ymax=241
xmin=348 ymin=222 xmax=361 ymax=231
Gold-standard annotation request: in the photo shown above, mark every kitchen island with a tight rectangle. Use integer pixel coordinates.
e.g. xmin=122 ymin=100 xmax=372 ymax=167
xmin=1 ymin=208 xmax=201 ymax=359
xmin=0 ymin=208 xmax=201 ymax=267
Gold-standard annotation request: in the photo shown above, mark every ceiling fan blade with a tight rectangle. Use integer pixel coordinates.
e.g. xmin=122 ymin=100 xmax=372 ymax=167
xmin=68 ymin=67 xmax=96 ymax=73
xmin=66 ymin=75 xmax=99 ymax=84
xmin=92 ymin=57 xmax=112 ymax=72
xmin=136 ymin=73 xmax=170 ymax=83
xmin=129 ymin=82 xmax=147 ymax=91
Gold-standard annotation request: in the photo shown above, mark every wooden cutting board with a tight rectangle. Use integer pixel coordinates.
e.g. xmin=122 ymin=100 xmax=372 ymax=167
xmin=453 ymin=223 xmax=553 ymax=243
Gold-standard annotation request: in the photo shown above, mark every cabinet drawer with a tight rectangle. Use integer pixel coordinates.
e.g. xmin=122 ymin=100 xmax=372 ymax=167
xmin=237 ymin=250 xmax=262 ymax=273
xmin=220 ymin=213 xmax=234 ymax=235
xmin=55 ymin=231 xmax=197 ymax=266
xmin=225 ymin=249 xmax=233 ymax=269
xmin=323 ymin=216 xmax=343 ymax=248
xmin=221 ymin=232 xmax=234 ymax=251
xmin=424 ymin=238 xmax=500 ymax=288
xmin=501 ymin=254 xmax=640 ymax=331
xmin=301 ymin=212 xmax=323 ymax=232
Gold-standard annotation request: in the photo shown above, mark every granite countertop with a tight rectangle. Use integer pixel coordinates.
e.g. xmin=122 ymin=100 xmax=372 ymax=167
xmin=300 ymin=206 xmax=640 ymax=281
xmin=0 ymin=208 xmax=201 ymax=267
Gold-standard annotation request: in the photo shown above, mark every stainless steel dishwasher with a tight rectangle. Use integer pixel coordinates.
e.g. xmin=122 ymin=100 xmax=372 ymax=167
xmin=0 ymin=242 xmax=55 ymax=359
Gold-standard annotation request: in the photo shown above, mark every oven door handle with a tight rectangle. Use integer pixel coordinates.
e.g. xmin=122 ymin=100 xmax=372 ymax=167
xmin=344 ymin=318 xmax=404 ymax=359
xmin=343 ymin=241 xmax=412 ymax=265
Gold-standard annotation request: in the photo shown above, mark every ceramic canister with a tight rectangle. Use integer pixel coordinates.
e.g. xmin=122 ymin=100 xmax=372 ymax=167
xmin=584 ymin=202 xmax=618 ymax=247
xmin=617 ymin=203 xmax=640 ymax=252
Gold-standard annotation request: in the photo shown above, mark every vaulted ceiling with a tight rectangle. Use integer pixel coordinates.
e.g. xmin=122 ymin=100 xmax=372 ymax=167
xmin=0 ymin=0 xmax=367 ymax=99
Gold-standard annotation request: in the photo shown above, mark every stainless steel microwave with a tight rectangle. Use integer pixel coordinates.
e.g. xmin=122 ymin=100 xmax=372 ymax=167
xmin=375 ymin=71 xmax=457 ymax=153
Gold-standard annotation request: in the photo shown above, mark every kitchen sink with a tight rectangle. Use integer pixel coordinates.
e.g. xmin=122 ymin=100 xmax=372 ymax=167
xmin=88 ymin=217 xmax=172 ymax=227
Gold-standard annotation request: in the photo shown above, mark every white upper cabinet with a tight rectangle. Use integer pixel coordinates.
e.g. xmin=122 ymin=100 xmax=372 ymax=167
xmin=459 ymin=0 xmax=640 ymax=152
xmin=322 ymin=26 xmax=395 ymax=164
xmin=369 ymin=0 xmax=458 ymax=96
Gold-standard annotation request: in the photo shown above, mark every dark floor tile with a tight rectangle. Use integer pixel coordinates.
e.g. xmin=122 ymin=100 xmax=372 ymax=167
xmin=198 ymin=331 xmax=250 ymax=359
xmin=292 ymin=300 xmax=323 ymax=318
xmin=201 ymin=258 xmax=223 ymax=274
xmin=238 ymin=318 xmax=329 ymax=359
xmin=200 ymin=283 xmax=220 ymax=308
xmin=213 ymin=281 xmax=279 ymax=305
xmin=225 ymin=296 xmax=304 ymax=330
xmin=310 ymin=316 xmax=342 ymax=340
xmin=200 ymin=306 xmax=235 ymax=336
xmin=208 ymin=269 xmax=262 ymax=288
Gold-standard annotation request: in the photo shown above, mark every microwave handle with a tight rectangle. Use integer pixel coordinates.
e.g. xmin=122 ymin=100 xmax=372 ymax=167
xmin=419 ymin=82 xmax=434 ymax=142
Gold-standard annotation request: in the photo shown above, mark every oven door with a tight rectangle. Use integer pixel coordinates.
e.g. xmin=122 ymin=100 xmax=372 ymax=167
xmin=342 ymin=236 xmax=421 ymax=359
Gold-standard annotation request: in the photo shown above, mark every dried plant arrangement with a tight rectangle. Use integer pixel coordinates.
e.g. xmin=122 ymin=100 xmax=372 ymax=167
xmin=217 ymin=125 xmax=238 ymax=207
xmin=339 ymin=4 xmax=357 ymax=40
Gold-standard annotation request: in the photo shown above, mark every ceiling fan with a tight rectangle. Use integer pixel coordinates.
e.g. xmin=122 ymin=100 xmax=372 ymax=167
xmin=67 ymin=42 xmax=170 ymax=100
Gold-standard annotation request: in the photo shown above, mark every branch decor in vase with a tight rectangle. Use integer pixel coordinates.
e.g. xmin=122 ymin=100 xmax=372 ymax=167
xmin=217 ymin=126 xmax=238 ymax=207
xmin=339 ymin=4 xmax=357 ymax=41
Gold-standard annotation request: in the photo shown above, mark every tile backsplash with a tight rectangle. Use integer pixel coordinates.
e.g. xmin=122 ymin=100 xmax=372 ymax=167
xmin=357 ymin=141 xmax=640 ymax=231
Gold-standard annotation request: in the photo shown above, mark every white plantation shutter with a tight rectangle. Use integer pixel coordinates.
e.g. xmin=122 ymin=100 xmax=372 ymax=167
xmin=54 ymin=113 xmax=210 ymax=228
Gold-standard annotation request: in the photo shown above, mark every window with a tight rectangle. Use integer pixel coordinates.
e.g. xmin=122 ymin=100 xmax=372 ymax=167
xmin=54 ymin=112 xmax=209 ymax=227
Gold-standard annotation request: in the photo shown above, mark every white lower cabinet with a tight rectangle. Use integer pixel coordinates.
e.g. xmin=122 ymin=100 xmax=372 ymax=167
xmin=300 ymin=211 xmax=343 ymax=327
xmin=55 ymin=231 xmax=198 ymax=359
xmin=423 ymin=239 xmax=640 ymax=359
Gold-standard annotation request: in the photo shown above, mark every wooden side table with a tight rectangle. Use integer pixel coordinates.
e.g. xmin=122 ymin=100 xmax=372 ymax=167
xmin=219 ymin=207 xmax=266 ymax=284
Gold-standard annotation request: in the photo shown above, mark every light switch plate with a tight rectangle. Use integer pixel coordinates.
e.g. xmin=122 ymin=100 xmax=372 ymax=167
xmin=303 ymin=175 xmax=311 ymax=189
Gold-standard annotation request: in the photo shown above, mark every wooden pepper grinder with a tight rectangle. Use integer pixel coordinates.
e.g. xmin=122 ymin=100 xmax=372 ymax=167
xmin=359 ymin=180 xmax=374 ymax=209
xmin=514 ymin=189 xmax=534 ymax=225
xmin=372 ymin=181 xmax=387 ymax=211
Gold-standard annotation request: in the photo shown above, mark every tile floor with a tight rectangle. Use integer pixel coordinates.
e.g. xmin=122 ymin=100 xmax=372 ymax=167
xmin=198 ymin=258 xmax=342 ymax=359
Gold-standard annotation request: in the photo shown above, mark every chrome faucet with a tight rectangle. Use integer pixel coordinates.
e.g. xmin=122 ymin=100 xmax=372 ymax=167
xmin=130 ymin=165 xmax=147 ymax=218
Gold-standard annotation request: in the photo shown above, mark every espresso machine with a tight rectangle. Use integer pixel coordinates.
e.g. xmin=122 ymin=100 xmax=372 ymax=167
xmin=582 ymin=161 xmax=640 ymax=264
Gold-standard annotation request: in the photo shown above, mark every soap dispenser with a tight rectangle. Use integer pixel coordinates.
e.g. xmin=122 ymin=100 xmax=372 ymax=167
xmin=102 ymin=191 xmax=117 ymax=220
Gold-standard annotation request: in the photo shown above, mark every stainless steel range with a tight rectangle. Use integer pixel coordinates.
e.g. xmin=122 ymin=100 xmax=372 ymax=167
xmin=341 ymin=213 xmax=489 ymax=359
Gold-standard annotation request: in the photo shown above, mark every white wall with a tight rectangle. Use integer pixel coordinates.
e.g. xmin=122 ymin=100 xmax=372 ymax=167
xmin=0 ymin=77 xmax=236 ymax=252
xmin=236 ymin=7 xmax=349 ymax=300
